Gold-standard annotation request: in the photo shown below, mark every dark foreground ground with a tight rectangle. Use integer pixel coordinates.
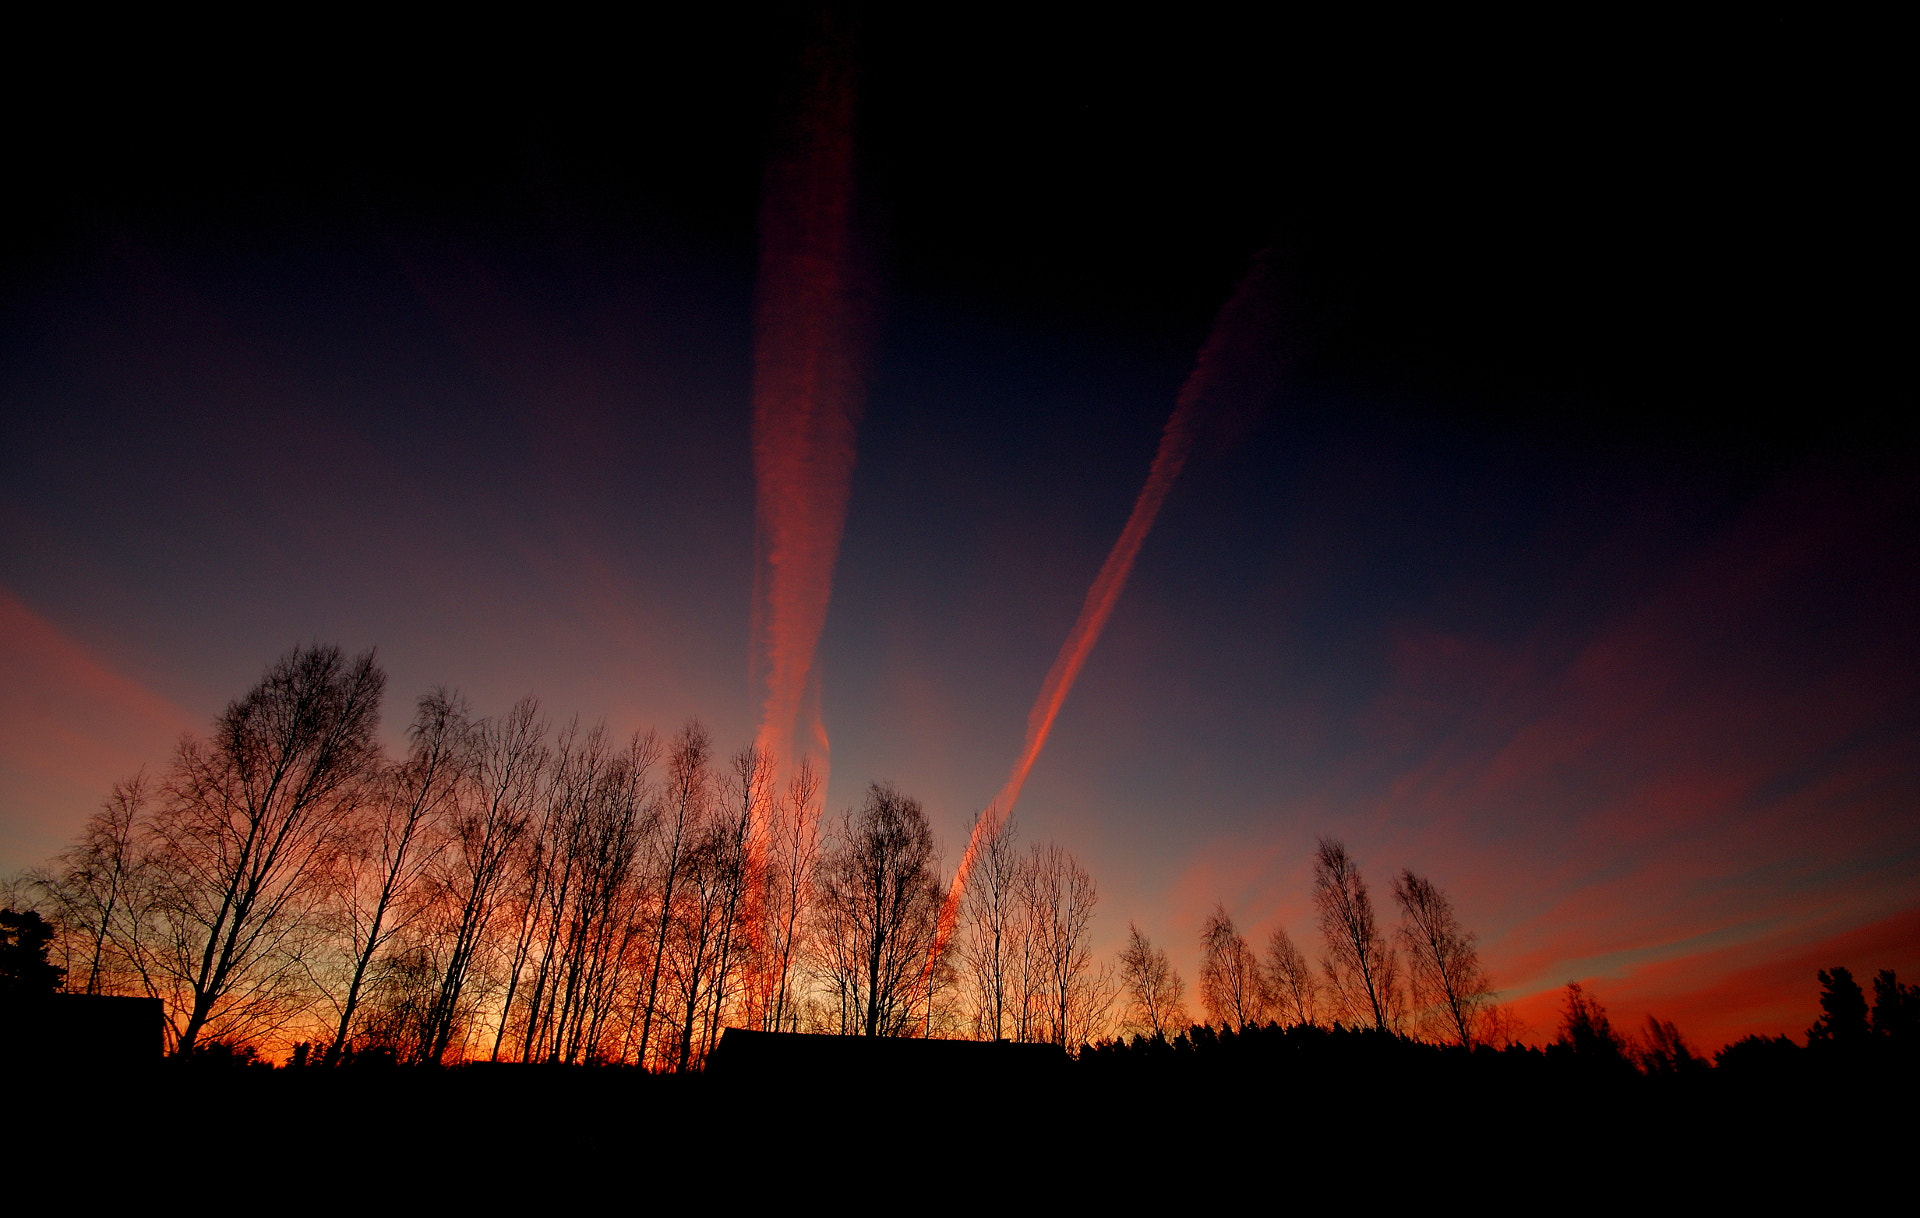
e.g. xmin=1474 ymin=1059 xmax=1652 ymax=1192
xmin=13 ymin=1030 xmax=1909 ymax=1202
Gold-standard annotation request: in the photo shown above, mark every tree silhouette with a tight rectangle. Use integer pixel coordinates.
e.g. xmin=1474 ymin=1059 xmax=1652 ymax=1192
xmin=1118 ymin=923 xmax=1188 ymax=1037
xmin=693 ymin=743 xmax=766 ymax=1059
xmin=1637 ymin=1015 xmax=1704 ymax=1076
xmin=757 ymin=759 xmax=823 ymax=1034
xmin=37 ymin=776 xmax=149 ymax=996
xmin=0 ymin=909 xmax=65 ymax=997
xmin=1026 ymin=842 xmax=1107 ymax=1047
xmin=959 ymin=813 xmax=1023 ymax=1040
xmin=1391 ymin=868 xmax=1492 ymax=1046
xmin=816 ymin=783 xmax=943 ymax=1036
xmin=151 ymin=644 xmax=386 ymax=1054
xmin=1713 ymin=1032 xmax=1802 ymax=1074
xmin=1259 ymin=924 xmax=1318 ymax=1027
xmin=323 ymin=689 xmax=472 ymax=1065
xmin=425 ymin=695 xmax=544 ymax=1064
xmin=1199 ymin=905 xmax=1262 ymax=1030
xmin=631 ymin=718 xmax=705 ymax=1067
xmin=1313 ymin=838 xmax=1396 ymax=1031
xmin=1869 ymin=970 xmax=1916 ymax=1047
xmin=1554 ymin=982 xmax=1634 ymax=1073
xmin=1806 ymin=966 xmax=1870 ymax=1050
xmin=502 ymin=722 xmax=659 ymax=1066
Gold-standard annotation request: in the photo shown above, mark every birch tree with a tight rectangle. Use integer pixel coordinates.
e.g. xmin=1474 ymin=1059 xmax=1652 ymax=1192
xmin=424 ymin=696 xmax=544 ymax=1064
xmin=1118 ymin=923 xmax=1188 ymax=1037
xmin=148 ymin=644 xmax=385 ymax=1054
xmin=815 ymin=783 xmax=942 ymax=1037
xmin=38 ymin=775 xmax=153 ymax=999
xmin=959 ymin=812 xmax=1022 ymax=1041
xmin=1313 ymin=837 xmax=1397 ymax=1031
xmin=1392 ymin=868 xmax=1492 ymax=1047
xmin=1028 ymin=842 xmax=1108 ymax=1048
xmin=323 ymin=689 xmax=470 ymax=1064
xmin=633 ymin=720 xmax=710 ymax=1068
xmin=758 ymin=758 xmax=821 ymax=1032
xmin=1259 ymin=924 xmax=1319 ymax=1027
xmin=1199 ymin=905 xmax=1262 ymax=1030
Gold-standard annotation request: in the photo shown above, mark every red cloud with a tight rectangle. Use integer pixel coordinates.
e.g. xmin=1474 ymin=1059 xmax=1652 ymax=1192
xmin=1506 ymin=903 xmax=1920 ymax=1052
xmin=0 ymin=588 xmax=195 ymax=837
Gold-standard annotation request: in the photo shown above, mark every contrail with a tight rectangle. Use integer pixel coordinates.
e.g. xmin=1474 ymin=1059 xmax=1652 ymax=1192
xmin=750 ymin=6 xmax=871 ymax=803
xmin=935 ymin=251 xmax=1283 ymax=949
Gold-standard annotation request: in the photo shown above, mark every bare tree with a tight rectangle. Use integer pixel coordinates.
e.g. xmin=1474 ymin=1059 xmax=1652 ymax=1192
xmin=147 ymin=644 xmax=386 ymax=1054
xmin=502 ymin=720 xmax=599 ymax=1062
xmin=696 ymin=744 xmax=768 ymax=1058
xmin=1006 ymin=880 xmax=1046 ymax=1043
xmin=758 ymin=758 xmax=821 ymax=1032
xmin=1313 ymin=837 xmax=1397 ymax=1031
xmin=815 ymin=783 xmax=942 ymax=1037
xmin=502 ymin=723 xmax=659 ymax=1065
xmin=639 ymin=745 xmax=759 ymax=1071
xmin=1391 ymin=868 xmax=1492 ymax=1047
xmin=570 ymin=734 xmax=657 ymax=1062
xmin=38 ymin=775 xmax=153 ymax=998
xmin=422 ymin=696 xmax=544 ymax=1064
xmin=1118 ymin=923 xmax=1188 ymax=1037
xmin=322 ymin=689 xmax=470 ymax=1064
xmin=348 ymin=943 xmax=441 ymax=1061
xmin=1027 ymin=842 xmax=1109 ymax=1048
xmin=1259 ymin=924 xmax=1318 ymax=1027
xmin=632 ymin=720 xmax=710 ymax=1068
xmin=958 ymin=812 xmax=1022 ymax=1040
xmin=1199 ymin=905 xmax=1263 ymax=1030
xmin=662 ymin=816 xmax=741 ymax=1069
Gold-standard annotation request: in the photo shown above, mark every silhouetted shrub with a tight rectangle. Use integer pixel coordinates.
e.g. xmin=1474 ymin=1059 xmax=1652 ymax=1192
xmin=1714 ymin=1033 xmax=1803 ymax=1075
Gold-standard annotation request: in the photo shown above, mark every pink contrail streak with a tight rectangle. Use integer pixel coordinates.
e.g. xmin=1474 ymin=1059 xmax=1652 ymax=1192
xmin=750 ymin=8 xmax=871 ymax=804
xmin=936 ymin=252 xmax=1282 ymax=947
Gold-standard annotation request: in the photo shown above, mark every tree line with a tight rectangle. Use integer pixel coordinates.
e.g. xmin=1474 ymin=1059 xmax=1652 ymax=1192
xmin=1113 ymin=836 xmax=1509 ymax=1050
xmin=28 ymin=640 xmax=1754 ymax=1070
xmin=1085 ymin=963 xmax=1918 ymax=1088
xmin=13 ymin=643 xmax=1122 ymax=1065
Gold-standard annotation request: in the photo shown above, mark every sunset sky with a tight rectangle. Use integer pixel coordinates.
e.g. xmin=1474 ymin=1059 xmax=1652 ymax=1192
xmin=3 ymin=8 xmax=1910 ymax=1048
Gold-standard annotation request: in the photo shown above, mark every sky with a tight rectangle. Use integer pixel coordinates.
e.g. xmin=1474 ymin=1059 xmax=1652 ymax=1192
xmin=3 ymin=7 xmax=1912 ymax=1049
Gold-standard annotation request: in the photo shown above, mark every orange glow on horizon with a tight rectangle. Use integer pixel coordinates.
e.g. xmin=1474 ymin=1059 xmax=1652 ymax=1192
xmin=1499 ymin=903 xmax=1920 ymax=1052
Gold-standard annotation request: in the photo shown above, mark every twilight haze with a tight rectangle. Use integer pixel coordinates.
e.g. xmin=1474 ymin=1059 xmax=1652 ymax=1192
xmin=2 ymin=9 xmax=1910 ymax=1049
